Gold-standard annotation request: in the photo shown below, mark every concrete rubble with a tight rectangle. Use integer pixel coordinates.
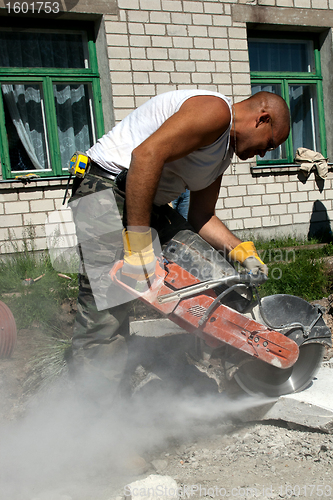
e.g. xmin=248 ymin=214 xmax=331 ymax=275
xmin=123 ymin=474 xmax=179 ymax=500
xmin=130 ymin=318 xmax=333 ymax=433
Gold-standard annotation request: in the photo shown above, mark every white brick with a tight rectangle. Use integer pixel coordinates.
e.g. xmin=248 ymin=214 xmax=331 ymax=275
xmin=228 ymin=27 xmax=247 ymax=39
xmin=290 ymin=192 xmax=308 ymax=202
xmin=192 ymin=13 xmax=213 ymax=25
xmin=167 ymin=25 xmax=187 ymax=36
xmin=252 ymin=205 xmax=269 ymax=217
xmin=244 ymin=217 xmax=262 ymax=229
xmin=140 ymin=0 xmax=162 ymax=9
xmin=133 ymin=73 xmax=149 ymax=83
xmin=238 ymin=174 xmax=255 ymax=186
xmin=228 ymin=219 xmax=244 ymax=231
xmin=108 ymin=47 xmax=130 ymax=59
xmin=229 ymin=39 xmax=248 ymax=50
xmin=111 ymin=72 xmax=133 ymax=83
xmin=183 ymin=1 xmax=204 ymax=12
xmin=30 ymin=199 xmax=54 ymax=212
xmin=194 ymin=37 xmax=214 ymax=49
xmin=230 ymin=50 xmax=249 ymax=62
xmin=5 ymin=201 xmax=29 ymax=214
xmin=134 ymin=84 xmax=156 ymax=95
xmin=188 ymin=26 xmax=208 ymax=37
xmin=106 ymin=34 xmax=129 ymax=46
xmin=128 ymin=23 xmax=145 ymax=35
xmin=168 ymin=49 xmax=189 ymax=60
xmin=105 ymin=22 xmax=128 ymax=34
xmin=247 ymin=184 xmax=265 ymax=195
xmin=228 ymin=185 xmax=246 ymax=197
xmin=262 ymin=194 xmax=279 ymax=205
xmin=170 ymin=12 xmax=191 ymax=24
xmin=311 ymin=0 xmax=328 ymax=7
xmin=149 ymin=72 xmax=170 ymax=83
xmin=208 ymin=27 xmax=228 ymax=38
xmin=130 ymin=35 xmax=151 ymax=47
xmin=130 ymin=47 xmax=147 ymax=59
xmin=217 ymin=85 xmax=232 ymax=96
xmin=189 ymin=49 xmax=210 ymax=60
xmin=293 ymin=213 xmax=310 ymax=224
xmin=232 ymin=73 xmax=251 ymax=85
xmin=280 ymin=214 xmax=293 ymax=225
xmin=192 ymin=73 xmax=212 ymax=83
xmin=224 ymin=197 xmax=243 ymax=208
xmin=109 ymin=59 xmax=131 ymax=71
xmin=0 ymin=214 xmax=22 ymax=228
xmin=0 ymin=192 xmax=18 ymax=202
xmin=243 ymin=195 xmax=262 ymax=207
xmin=266 ymin=183 xmax=284 ymax=194
xmin=287 ymin=203 xmax=298 ymax=214
xmin=280 ymin=193 xmax=290 ymax=203
xmin=44 ymin=189 xmax=65 ymax=199
xmin=154 ymin=60 xmax=175 ymax=71
xmin=231 ymin=61 xmax=250 ymax=73
xmin=213 ymin=73 xmax=232 ymax=84
xmin=18 ymin=190 xmax=40 ymax=201
xmin=173 ymin=37 xmax=193 ymax=48
xmin=175 ymin=60 xmax=196 ymax=71
xmin=216 ymin=208 xmax=233 ymax=220
xmin=213 ymin=39 xmax=228 ymax=50
xmin=145 ymin=24 xmax=166 ymax=36
xmin=276 ymin=0 xmax=293 ymax=5
xmin=233 ymin=85 xmax=250 ymax=95
xmin=23 ymin=212 xmax=47 ymax=225
xmin=204 ymin=2 xmax=224 ymax=13
xmin=262 ymin=216 xmax=280 ymax=227
xmin=212 ymin=15 xmax=232 ymax=26
xmin=171 ymin=73 xmax=191 ymax=83
xmin=147 ymin=48 xmax=168 ymax=59
xmin=128 ymin=11 xmax=149 ymax=22
xmin=118 ymin=0 xmax=139 ymax=8
xmin=162 ymin=0 xmax=182 ymax=11
xmin=114 ymin=109 xmax=132 ymax=121
xmin=215 ymin=62 xmax=231 ymax=73
xmin=270 ymin=204 xmax=287 ymax=215
xmin=155 ymin=84 xmax=177 ymax=93
xmin=134 ymin=96 xmax=151 ymax=107
xmin=196 ymin=61 xmax=216 ymax=72
xmin=152 ymin=36 xmax=173 ymax=47
xmin=113 ymin=96 xmax=135 ymax=107
xmin=283 ymin=181 xmax=298 ymax=192
xmin=0 ymin=228 xmax=9 ymax=240
xmin=112 ymin=84 xmax=134 ymax=95
xmin=233 ymin=207 xmax=251 ymax=218
xmin=132 ymin=60 xmax=153 ymax=71
xmin=222 ymin=174 xmax=238 ymax=186
xmin=298 ymin=201 xmax=315 ymax=212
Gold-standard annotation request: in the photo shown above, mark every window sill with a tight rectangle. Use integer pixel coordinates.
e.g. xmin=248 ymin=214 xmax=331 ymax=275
xmin=251 ymin=163 xmax=333 ymax=175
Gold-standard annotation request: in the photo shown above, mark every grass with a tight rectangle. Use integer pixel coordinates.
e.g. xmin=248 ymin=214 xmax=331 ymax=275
xmin=0 ymin=227 xmax=78 ymax=331
xmin=254 ymin=236 xmax=333 ymax=302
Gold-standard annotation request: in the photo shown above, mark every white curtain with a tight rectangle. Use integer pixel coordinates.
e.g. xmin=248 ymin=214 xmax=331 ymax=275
xmin=2 ymin=83 xmax=46 ymax=170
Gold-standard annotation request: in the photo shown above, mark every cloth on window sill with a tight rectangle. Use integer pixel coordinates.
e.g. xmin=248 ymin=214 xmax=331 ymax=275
xmin=295 ymin=147 xmax=328 ymax=180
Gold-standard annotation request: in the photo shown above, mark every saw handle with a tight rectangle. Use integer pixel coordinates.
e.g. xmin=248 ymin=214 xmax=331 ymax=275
xmin=109 ymin=258 xmax=166 ymax=298
xmin=238 ymin=270 xmax=268 ymax=286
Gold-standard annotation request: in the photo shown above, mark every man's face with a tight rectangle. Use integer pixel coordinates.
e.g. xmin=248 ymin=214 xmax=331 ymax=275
xmin=236 ymin=119 xmax=277 ymax=161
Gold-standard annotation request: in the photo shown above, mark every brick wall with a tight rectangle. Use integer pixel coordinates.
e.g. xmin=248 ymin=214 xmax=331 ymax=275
xmin=0 ymin=0 xmax=333 ymax=254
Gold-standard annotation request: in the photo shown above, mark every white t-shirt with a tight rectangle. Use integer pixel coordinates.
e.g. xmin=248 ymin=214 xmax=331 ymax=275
xmin=87 ymin=89 xmax=233 ymax=206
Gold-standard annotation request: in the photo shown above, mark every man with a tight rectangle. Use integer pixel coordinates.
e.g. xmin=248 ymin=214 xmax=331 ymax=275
xmin=69 ymin=89 xmax=290 ymax=402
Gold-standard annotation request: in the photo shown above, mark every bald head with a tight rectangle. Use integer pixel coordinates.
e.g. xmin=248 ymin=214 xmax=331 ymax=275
xmin=232 ymin=91 xmax=290 ymax=160
xmin=247 ymin=91 xmax=290 ymax=142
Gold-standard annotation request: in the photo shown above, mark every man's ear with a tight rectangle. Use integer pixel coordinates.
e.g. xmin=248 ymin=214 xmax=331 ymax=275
xmin=256 ymin=112 xmax=271 ymax=127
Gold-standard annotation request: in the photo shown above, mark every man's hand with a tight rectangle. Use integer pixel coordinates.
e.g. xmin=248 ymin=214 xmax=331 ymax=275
xmin=122 ymin=228 xmax=156 ymax=284
xmin=228 ymin=241 xmax=268 ymax=276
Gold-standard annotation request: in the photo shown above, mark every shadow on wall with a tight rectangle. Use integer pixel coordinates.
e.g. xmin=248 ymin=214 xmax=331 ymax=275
xmin=308 ymin=200 xmax=333 ymax=242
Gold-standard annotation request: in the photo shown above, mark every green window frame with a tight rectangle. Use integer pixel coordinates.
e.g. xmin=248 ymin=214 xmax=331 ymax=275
xmin=0 ymin=20 xmax=104 ymax=180
xmin=248 ymin=31 xmax=327 ymax=166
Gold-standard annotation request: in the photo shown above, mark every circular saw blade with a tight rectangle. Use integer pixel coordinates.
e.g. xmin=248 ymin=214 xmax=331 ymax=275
xmin=234 ymin=342 xmax=325 ymax=397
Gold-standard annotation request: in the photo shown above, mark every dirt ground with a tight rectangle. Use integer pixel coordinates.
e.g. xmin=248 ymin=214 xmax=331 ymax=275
xmin=1 ymin=296 xmax=333 ymax=500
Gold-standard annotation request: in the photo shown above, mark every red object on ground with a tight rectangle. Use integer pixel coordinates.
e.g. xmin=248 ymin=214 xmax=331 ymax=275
xmin=0 ymin=300 xmax=17 ymax=358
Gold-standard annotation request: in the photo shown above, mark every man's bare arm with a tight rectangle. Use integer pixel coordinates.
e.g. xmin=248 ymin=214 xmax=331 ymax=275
xmin=125 ymin=95 xmax=231 ymax=228
xmin=188 ymin=176 xmax=242 ymax=254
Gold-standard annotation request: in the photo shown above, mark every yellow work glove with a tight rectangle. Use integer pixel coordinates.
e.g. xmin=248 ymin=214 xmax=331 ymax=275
xmin=228 ymin=241 xmax=268 ymax=276
xmin=122 ymin=228 xmax=156 ymax=283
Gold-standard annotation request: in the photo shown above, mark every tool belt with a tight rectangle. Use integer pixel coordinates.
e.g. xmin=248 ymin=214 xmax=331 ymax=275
xmin=88 ymin=160 xmax=118 ymax=182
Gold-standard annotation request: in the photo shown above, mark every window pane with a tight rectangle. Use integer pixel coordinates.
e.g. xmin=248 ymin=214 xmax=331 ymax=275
xmin=289 ymin=84 xmax=320 ymax=157
xmin=0 ymin=31 xmax=88 ymax=68
xmin=251 ymin=83 xmax=286 ymax=161
xmin=248 ymin=39 xmax=313 ymax=73
xmin=2 ymin=83 xmax=50 ymax=172
xmin=53 ymin=83 xmax=96 ymax=169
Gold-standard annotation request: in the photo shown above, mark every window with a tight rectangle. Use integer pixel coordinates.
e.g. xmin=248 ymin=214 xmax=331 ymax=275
xmin=248 ymin=32 xmax=326 ymax=165
xmin=0 ymin=22 xmax=104 ymax=179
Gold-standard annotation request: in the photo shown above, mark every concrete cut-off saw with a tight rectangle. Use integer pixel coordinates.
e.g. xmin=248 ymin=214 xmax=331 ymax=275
xmin=110 ymin=230 xmax=332 ymax=398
